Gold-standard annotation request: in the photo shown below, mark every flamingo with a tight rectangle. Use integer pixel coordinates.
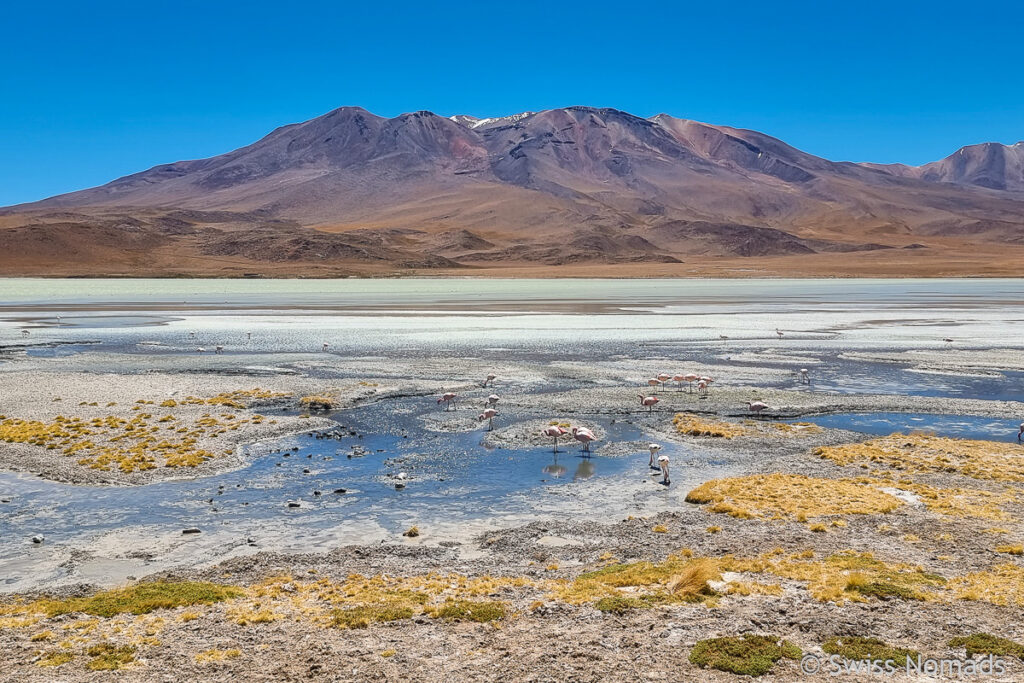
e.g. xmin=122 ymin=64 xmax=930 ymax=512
xmin=799 ymin=368 xmax=810 ymax=384
xmin=1018 ymin=422 xmax=1023 ymax=444
xmin=477 ymin=408 xmax=498 ymax=431
xmin=672 ymin=374 xmax=687 ymax=392
xmin=437 ymin=392 xmax=458 ymax=411
xmin=20 ymin=329 xmax=29 ymax=337
xmin=696 ymin=379 xmax=709 ymax=396
xmin=322 ymin=343 xmax=329 ymax=352
xmin=657 ymin=373 xmax=671 ymax=384
xmin=658 ymin=454 xmax=670 ymax=485
xmin=682 ymin=373 xmax=699 ymax=393
xmin=543 ymin=425 xmax=568 ymax=453
xmin=639 ymin=394 xmax=660 ymax=412
xmin=647 ymin=378 xmax=663 ymax=393
xmin=484 ymin=394 xmax=500 ymax=408
xmin=482 ymin=373 xmax=496 ymax=388
xmin=747 ymin=401 xmax=769 ymax=415
xmin=215 ymin=345 xmax=224 ymax=355
xmin=648 ymin=443 xmax=662 ymax=469
xmin=571 ymin=426 xmax=597 ymax=455
xmin=196 ymin=347 xmax=206 ymax=353
xmin=776 ymin=328 xmax=784 ymax=339
xmin=246 ymin=332 xmax=252 ymax=340
xmin=719 ymin=335 xmax=729 ymax=341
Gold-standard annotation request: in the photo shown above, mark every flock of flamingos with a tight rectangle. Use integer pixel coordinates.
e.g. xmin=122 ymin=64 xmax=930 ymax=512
xmin=430 ymin=366 xmax=814 ymax=484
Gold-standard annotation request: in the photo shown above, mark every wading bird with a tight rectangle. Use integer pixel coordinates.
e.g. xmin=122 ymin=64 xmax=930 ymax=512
xmin=482 ymin=373 xmax=496 ymax=387
xmin=682 ymin=373 xmax=699 ymax=393
xmin=696 ymin=379 xmax=709 ymax=396
xmin=657 ymin=373 xmax=672 ymax=384
xmin=485 ymin=394 xmax=500 ymax=408
xmin=647 ymin=378 xmax=663 ymax=393
xmin=437 ymin=392 xmax=458 ymax=411
xmin=196 ymin=347 xmax=206 ymax=353
xmin=1018 ymin=422 xmax=1023 ymax=444
xmin=543 ymin=425 xmax=568 ymax=452
xmin=215 ymin=346 xmax=224 ymax=354
xmin=20 ymin=329 xmax=29 ymax=337
xmin=799 ymin=368 xmax=810 ymax=384
xmin=747 ymin=400 xmax=769 ymax=415
xmin=322 ymin=343 xmax=329 ymax=352
xmin=478 ymin=408 xmax=498 ymax=431
xmin=571 ymin=426 xmax=597 ymax=455
xmin=639 ymin=394 xmax=660 ymax=412
xmin=648 ymin=443 xmax=662 ymax=469
xmin=776 ymin=328 xmax=784 ymax=339
xmin=658 ymin=454 xmax=670 ymax=485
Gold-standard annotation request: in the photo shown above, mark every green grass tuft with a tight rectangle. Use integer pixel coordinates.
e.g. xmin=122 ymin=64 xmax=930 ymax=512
xmin=949 ymin=633 xmax=1024 ymax=659
xmin=41 ymin=581 xmax=242 ymax=618
xmin=689 ymin=634 xmax=801 ymax=676
xmin=428 ymin=599 xmax=506 ymax=623
xmin=822 ymin=636 xmax=918 ymax=665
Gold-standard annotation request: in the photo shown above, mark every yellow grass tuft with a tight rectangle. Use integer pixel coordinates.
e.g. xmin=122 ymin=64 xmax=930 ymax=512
xmin=995 ymin=545 xmax=1024 ymax=556
xmin=195 ymin=648 xmax=242 ymax=663
xmin=685 ymin=474 xmax=903 ymax=520
xmin=816 ymin=434 xmax=1024 ymax=482
xmin=673 ymin=414 xmax=745 ymax=438
xmin=722 ymin=550 xmax=945 ymax=604
xmin=948 ymin=564 xmax=1024 ymax=607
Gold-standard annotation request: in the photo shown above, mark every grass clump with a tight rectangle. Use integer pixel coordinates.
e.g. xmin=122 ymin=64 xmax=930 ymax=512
xmin=403 ymin=526 xmax=420 ymax=538
xmin=40 ymin=581 xmax=242 ymax=618
xmin=947 ymin=563 xmax=1024 ymax=607
xmin=949 ymin=633 xmax=1024 ymax=659
xmin=995 ymin=545 xmax=1023 ymax=555
xmin=299 ymin=395 xmax=337 ymax=411
xmin=195 ymin=648 xmax=242 ymax=663
xmin=673 ymin=414 xmax=745 ymax=438
xmin=37 ymin=651 xmax=74 ymax=667
xmin=816 ymin=434 xmax=1024 ymax=483
xmin=594 ymin=595 xmax=656 ymax=614
xmin=689 ymin=634 xmax=801 ymax=677
xmin=685 ymin=474 xmax=902 ymax=520
xmin=822 ymin=636 xmax=918 ymax=665
xmin=723 ymin=550 xmax=945 ymax=604
xmin=427 ymin=599 xmax=506 ymax=623
xmin=85 ymin=643 xmax=136 ymax=671
xmin=331 ymin=604 xmax=416 ymax=629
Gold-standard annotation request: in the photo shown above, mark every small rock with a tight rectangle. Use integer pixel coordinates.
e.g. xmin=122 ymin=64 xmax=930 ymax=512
xmin=182 ymin=528 xmax=201 ymax=535
xmin=394 ymin=482 xmax=406 ymax=490
xmin=333 ymin=488 xmax=347 ymax=494
xmin=31 ymin=535 xmax=45 ymax=544
xmin=287 ymin=501 xmax=301 ymax=508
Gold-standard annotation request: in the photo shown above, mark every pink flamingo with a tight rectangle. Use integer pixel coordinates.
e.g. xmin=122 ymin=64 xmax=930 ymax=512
xmin=571 ymin=426 xmax=597 ymax=455
xmin=657 ymin=373 xmax=672 ymax=384
xmin=647 ymin=378 xmax=663 ymax=393
xmin=639 ymin=394 xmax=660 ymax=412
xmin=658 ymin=454 xmax=670 ymax=485
xmin=648 ymin=443 xmax=662 ymax=469
xmin=682 ymin=373 xmax=699 ymax=393
xmin=543 ymin=425 xmax=568 ymax=452
xmin=696 ymin=379 xmax=708 ymax=396
xmin=484 ymin=394 xmax=500 ymax=408
xmin=747 ymin=400 xmax=769 ymax=415
xmin=482 ymin=373 xmax=496 ymax=388
xmin=478 ymin=408 xmax=498 ymax=431
xmin=437 ymin=392 xmax=458 ymax=411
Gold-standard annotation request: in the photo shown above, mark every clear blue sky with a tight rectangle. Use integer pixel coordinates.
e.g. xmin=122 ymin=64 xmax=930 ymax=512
xmin=2 ymin=0 xmax=1021 ymax=206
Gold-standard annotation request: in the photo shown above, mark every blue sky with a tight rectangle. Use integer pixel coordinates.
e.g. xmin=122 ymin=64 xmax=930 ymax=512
xmin=1 ymin=1 xmax=1021 ymax=206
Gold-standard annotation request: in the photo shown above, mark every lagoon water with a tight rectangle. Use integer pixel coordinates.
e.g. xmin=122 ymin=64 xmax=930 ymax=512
xmin=1 ymin=278 xmax=1023 ymax=590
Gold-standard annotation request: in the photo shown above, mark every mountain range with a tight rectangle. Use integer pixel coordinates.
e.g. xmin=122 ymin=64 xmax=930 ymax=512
xmin=3 ymin=106 xmax=1024 ymax=277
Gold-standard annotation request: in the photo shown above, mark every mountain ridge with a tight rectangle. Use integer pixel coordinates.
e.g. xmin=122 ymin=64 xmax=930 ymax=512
xmin=3 ymin=105 xmax=1023 ymax=277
